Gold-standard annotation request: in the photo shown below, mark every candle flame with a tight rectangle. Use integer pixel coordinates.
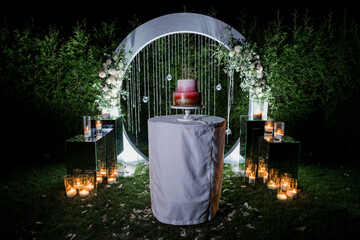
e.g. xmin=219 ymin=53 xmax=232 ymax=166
xmin=275 ymin=128 xmax=284 ymax=136
xmin=96 ymin=120 xmax=101 ymax=126
xmin=85 ymin=125 xmax=89 ymax=132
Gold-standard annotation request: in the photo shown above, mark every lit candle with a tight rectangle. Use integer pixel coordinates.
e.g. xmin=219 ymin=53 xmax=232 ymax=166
xmin=274 ymin=128 xmax=284 ymax=140
xmin=108 ymin=177 xmax=116 ymax=184
xmin=96 ymin=120 xmax=102 ymax=130
xmin=74 ymin=180 xmax=82 ymax=190
xmin=258 ymin=167 xmax=265 ymax=178
xmin=100 ymin=170 xmax=107 ymax=177
xmin=101 ymin=112 xmax=110 ymax=119
xmin=267 ymin=181 xmax=278 ymax=190
xmin=286 ymin=188 xmax=297 ymax=198
xmin=277 ymin=192 xmax=287 ymax=200
xmin=263 ymin=172 xmax=268 ymax=183
xmin=84 ymin=125 xmax=91 ymax=138
xmin=96 ymin=176 xmax=103 ymax=183
xmin=245 ymin=168 xmax=251 ymax=177
xmin=281 ymin=180 xmax=289 ymax=192
xmin=85 ymin=183 xmax=94 ymax=191
xmin=79 ymin=189 xmax=89 ymax=197
xmin=112 ymin=170 xmax=118 ymax=178
xmin=264 ymin=124 xmax=273 ymax=133
xmin=66 ymin=188 xmax=77 ymax=197
xmin=253 ymin=112 xmax=262 ymax=120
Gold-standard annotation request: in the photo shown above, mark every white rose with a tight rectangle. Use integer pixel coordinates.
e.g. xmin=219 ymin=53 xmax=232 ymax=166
xmin=118 ymin=61 xmax=124 ymax=68
xmin=112 ymin=53 xmax=119 ymax=61
xmin=256 ymin=87 xmax=262 ymax=93
xmin=102 ymin=85 xmax=109 ymax=92
xmin=257 ymin=65 xmax=263 ymax=73
xmin=229 ymin=50 xmax=235 ymax=57
xmin=105 ymin=58 xmax=112 ymax=66
xmin=108 ymin=68 xmax=117 ymax=76
xmin=104 ymin=95 xmax=111 ymax=100
xmin=99 ymin=71 xmax=106 ymax=78
xmin=106 ymin=76 xmax=115 ymax=85
xmin=257 ymin=72 xmax=263 ymax=78
xmin=234 ymin=45 xmax=241 ymax=53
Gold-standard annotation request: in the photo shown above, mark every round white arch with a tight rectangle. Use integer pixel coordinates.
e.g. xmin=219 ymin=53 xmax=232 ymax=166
xmin=115 ymin=12 xmax=245 ymax=69
xmin=116 ymin=12 xmax=245 ymax=164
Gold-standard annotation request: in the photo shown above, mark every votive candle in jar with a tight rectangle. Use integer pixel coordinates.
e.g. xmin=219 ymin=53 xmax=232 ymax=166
xmin=64 ymin=175 xmax=77 ymax=197
xmin=274 ymin=121 xmax=285 ymax=142
xmin=83 ymin=116 xmax=91 ymax=139
xmin=264 ymin=120 xmax=274 ymax=134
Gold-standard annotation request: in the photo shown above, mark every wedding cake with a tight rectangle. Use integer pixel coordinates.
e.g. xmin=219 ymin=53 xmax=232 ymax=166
xmin=173 ymin=79 xmax=202 ymax=107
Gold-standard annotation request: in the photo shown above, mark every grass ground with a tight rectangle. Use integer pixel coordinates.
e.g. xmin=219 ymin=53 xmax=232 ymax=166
xmin=1 ymin=160 xmax=359 ymax=240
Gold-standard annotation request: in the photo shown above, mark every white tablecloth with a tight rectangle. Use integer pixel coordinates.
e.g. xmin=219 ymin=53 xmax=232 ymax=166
xmin=148 ymin=114 xmax=226 ymax=225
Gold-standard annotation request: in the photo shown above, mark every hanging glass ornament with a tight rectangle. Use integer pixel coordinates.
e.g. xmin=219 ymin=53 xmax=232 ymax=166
xmin=216 ymin=83 xmax=222 ymax=91
xmin=166 ymin=74 xmax=172 ymax=81
xmin=142 ymin=96 xmax=149 ymax=103
xmin=225 ymin=128 xmax=232 ymax=135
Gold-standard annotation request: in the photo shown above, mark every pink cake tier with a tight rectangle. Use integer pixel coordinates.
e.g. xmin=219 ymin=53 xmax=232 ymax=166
xmin=173 ymin=92 xmax=203 ymax=107
xmin=177 ymin=79 xmax=198 ymax=92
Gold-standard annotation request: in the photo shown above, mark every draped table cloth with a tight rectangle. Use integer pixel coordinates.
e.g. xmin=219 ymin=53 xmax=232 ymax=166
xmin=148 ymin=114 xmax=226 ymax=225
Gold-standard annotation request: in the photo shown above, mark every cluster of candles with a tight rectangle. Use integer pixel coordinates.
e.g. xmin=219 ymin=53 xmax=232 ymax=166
xmin=245 ymin=159 xmax=298 ymax=200
xmin=96 ymin=163 xmax=119 ymax=185
xmin=83 ymin=116 xmax=103 ymax=140
xmin=64 ymin=169 xmax=95 ymax=198
xmin=264 ymin=120 xmax=285 ymax=142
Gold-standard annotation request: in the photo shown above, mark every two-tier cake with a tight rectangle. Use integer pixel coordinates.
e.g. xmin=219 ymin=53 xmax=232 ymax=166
xmin=173 ymin=79 xmax=202 ymax=107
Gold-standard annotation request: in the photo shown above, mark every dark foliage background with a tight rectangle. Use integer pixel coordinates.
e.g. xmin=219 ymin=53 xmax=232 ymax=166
xmin=1 ymin=4 xmax=359 ymax=166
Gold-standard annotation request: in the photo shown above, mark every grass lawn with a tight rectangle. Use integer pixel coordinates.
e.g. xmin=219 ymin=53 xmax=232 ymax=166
xmin=1 ymin=160 xmax=359 ymax=240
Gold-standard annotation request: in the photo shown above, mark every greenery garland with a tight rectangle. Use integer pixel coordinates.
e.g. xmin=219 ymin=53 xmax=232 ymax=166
xmin=214 ymin=34 xmax=272 ymax=105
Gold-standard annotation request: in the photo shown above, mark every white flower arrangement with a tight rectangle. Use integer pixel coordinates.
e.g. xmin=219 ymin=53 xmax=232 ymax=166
xmin=214 ymin=39 xmax=272 ymax=104
xmin=96 ymin=49 xmax=129 ymax=108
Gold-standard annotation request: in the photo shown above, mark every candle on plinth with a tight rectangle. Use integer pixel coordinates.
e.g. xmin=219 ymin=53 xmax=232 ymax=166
xmin=277 ymin=192 xmax=287 ymax=200
xmin=100 ymin=170 xmax=107 ymax=177
xmin=253 ymin=112 xmax=262 ymax=120
xmin=96 ymin=120 xmax=102 ymax=130
xmin=79 ymin=189 xmax=89 ymax=197
xmin=101 ymin=112 xmax=110 ymax=119
xmin=66 ymin=188 xmax=77 ymax=197
xmin=74 ymin=180 xmax=82 ymax=190
xmin=264 ymin=121 xmax=274 ymax=133
xmin=84 ymin=125 xmax=91 ymax=138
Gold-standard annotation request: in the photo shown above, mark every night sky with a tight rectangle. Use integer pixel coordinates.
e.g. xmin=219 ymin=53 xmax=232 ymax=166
xmin=1 ymin=0 xmax=357 ymax=31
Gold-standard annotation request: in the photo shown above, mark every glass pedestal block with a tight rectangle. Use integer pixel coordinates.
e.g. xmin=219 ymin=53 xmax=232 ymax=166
xmin=259 ymin=136 xmax=301 ymax=180
xmin=65 ymin=128 xmax=116 ymax=180
xmin=91 ymin=116 xmax=123 ymax=157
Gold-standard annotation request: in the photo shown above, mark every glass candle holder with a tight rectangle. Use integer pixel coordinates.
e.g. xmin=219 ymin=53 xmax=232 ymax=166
xmin=248 ymin=164 xmax=257 ymax=185
xmin=274 ymin=121 xmax=285 ymax=142
xmin=84 ymin=169 xmax=95 ymax=191
xmin=72 ymin=169 xmax=82 ymax=190
xmin=257 ymin=157 xmax=265 ymax=178
xmin=267 ymin=169 xmax=279 ymax=190
xmin=95 ymin=120 xmax=102 ymax=137
xmin=277 ymin=186 xmax=288 ymax=200
xmin=64 ymin=175 xmax=77 ymax=197
xmin=262 ymin=164 xmax=269 ymax=184
xmin=280 ymin=173 xmax=291 ymax=192
xmin=245 ymin=158 xmax=253 ymax=177
xmin=286 ymin=178 xmax=298 ymax=198
xmin=264 ymin=120 xmax=274 ymax=134
xmin=96 ymin=170 xmax=103 ymax=184
xmin=83 ymin=116 xmax=91 ymax=140
xmin=79 ymin=174 xmax=90 ymax=197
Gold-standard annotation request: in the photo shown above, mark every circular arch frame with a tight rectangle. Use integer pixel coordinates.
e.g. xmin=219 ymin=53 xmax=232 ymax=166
xmin=116 ymin=13 xmax=245 ymax=162
xmin=116 ymin=12 xmax=244 ymax=69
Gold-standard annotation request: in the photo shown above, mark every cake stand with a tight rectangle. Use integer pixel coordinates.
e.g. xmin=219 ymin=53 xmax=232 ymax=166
xmin=171 ymin=105 xmax=203 ymax=121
